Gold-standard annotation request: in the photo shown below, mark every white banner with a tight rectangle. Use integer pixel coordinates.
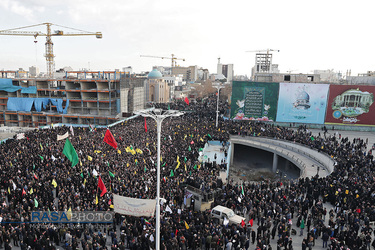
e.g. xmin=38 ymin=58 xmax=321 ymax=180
xmin=16 ymin=133 xmax=25 ymax=140
xmin=57 ymin=132 xmax=69 ymax=141
xmin=113 ymin=194 xmax=156 ymax=217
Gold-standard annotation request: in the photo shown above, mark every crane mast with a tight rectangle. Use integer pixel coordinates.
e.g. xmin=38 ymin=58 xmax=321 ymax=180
xmin=45 ymin=23 xmax=55 ymax=79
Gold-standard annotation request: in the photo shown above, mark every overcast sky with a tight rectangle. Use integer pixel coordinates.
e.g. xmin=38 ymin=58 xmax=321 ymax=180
xmin=0 ymin=0 xmax=374 ymax=77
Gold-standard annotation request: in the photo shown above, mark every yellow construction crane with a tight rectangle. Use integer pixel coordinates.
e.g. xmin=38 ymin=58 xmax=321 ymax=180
xmin=0 ymin=22 xmax=102 ymax=78
xmin=140 ymin=54 xmax=185 ymax=68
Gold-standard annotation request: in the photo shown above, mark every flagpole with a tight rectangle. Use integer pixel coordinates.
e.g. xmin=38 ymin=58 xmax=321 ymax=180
xmin=134 ymin=108 xmax=183 ymax=250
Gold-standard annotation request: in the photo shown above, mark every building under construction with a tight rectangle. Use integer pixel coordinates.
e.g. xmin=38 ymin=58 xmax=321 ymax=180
xmin=0 ymin=70 xmax=146 ymax=127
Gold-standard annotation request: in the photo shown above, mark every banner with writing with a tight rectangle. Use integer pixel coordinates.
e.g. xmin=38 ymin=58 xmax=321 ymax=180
xmin=231 ymin=81 xmax=279 ymax=121
xmin=57 ymin=132 xmax=69 ymax=141
xmin=113 ymin=194 xmax=156 ymax=217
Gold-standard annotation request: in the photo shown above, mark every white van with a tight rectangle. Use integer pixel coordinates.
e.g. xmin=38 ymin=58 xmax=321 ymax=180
xmin=210 ymin=205 xmax=246 ymax=226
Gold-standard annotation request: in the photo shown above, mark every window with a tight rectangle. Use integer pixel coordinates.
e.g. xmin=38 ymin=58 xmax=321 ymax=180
xmin=212 ymin=210 xmax=220 ymax=216
xmin=307 ymin=76 xmax=314 ymax=81
xmin=284 ymin=75 xmax=291 ymax=81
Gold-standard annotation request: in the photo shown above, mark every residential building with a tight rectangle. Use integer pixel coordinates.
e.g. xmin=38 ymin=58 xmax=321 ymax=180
xmin=172 ymin=65 xmax=198 ymax=82
xmin=217 ymin=62 xmax=234 ymax=82
xmin=253 ymin=73 xmax=321 ymax=83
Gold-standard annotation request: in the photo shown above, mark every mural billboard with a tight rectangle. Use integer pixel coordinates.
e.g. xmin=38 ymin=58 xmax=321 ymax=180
xmin=325 ymin=85 xmax=375 ymax=125
xmin=231 ymin=81 xmax=279 ymax=121
xmin=276 ymin=83 xmax=329 ymax=124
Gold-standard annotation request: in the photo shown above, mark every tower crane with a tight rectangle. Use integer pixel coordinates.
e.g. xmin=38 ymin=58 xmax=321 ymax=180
xmin=245 ymin=49 xmax=280 ymax=54
xmin=0 ymin=23 xmax=102 ymax=78
xmin=245 ymin=49 xmax=280 ymax=75
xmin=140 ymin=54 xmax=185 ymax=68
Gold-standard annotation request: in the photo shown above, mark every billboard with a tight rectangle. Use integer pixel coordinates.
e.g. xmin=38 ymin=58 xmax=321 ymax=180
xmin=231 ymin=81 xmax=279 ymax=121
xmin=325 ymin=85 xmax=375 ymax=125
xmin=276 ymin=83 xmax=329 ymax=124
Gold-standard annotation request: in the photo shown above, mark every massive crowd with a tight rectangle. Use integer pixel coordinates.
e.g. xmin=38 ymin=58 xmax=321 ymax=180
xmin=0 ymin=94 xmax=374 ymax=250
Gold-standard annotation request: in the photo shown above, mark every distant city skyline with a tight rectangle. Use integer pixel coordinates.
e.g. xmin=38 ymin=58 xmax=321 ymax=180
xmin=0 ymin=0 xmax=374 ymax=76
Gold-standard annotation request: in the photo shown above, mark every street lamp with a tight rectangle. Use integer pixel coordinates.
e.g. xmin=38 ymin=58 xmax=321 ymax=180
xmin=134 ymin=108 xmax=184 ymax=250
xmin=213 ymin=84 xmax=224 ymax=128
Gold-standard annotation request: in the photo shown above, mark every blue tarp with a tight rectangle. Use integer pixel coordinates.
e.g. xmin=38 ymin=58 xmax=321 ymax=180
xmin=50 ymin=99 xmax=63 ymax=113
xmin=34 ymin=98 xmax=50 ymax=112
xmin=21 ymin=86 xmax=37 ymax=94
xmin=7 ymin=97 xmax=69 ymax=113
xmin=63 ymin=100 xmax=69 ymax=114
xmin=7 ymin=97 xmax=34 ymax=111
xmin=0 ymin=79 xmax=22 ymax=92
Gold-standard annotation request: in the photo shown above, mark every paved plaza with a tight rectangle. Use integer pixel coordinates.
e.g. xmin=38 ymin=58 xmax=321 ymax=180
xmin=1 ymin=126 xmax=375 ymax=249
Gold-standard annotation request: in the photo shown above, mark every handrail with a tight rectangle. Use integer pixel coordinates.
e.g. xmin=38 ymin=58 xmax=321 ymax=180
xmin=238 ymin=136 xmax=333 ymax=168
xmin=231 ymin=135 xmax=334 ymax=174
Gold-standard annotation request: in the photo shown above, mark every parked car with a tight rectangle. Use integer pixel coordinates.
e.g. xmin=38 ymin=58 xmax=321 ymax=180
xmin=210 ymin=205 xmax=245 ymax=226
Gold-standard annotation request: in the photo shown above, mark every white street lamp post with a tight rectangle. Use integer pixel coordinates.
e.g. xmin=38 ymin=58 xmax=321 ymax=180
xmin=214 ymin=85 xmax=224 ymax=128
xmin=134 ymin=108 xmax=184 ymax=250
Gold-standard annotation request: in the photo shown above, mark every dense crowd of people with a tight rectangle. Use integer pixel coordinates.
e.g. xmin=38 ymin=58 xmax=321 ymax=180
xmin=0 ymin=94 xmax=374 ymax=250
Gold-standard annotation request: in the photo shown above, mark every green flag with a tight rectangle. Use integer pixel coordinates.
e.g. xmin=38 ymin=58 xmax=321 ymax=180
xmin=33 ymin=164 xmax=35 ymax=170
xmin=184 ymin=157 xmax=187 ymax=162
xmin=144 ymin=166 xmax=147 ymax=172
xmin=63 ymin=138 xmax=79 ymax=167
xmin=207 ymin=134 xmax=212 ymax=139
xmin=34 ymin=198 xmax=38 ymax=208
xmin=241 ymin=183 xmax=245 ymax=195
xmin=199 ymin=148 xmax=203 ymax=152
xmin=311 ymin=136 xmax=315 ymax=141
xmin=39 ymin=155 xmax=44 ymax=161
xmin=193 ymin=165 xmax=197 ymax=170
xmin=109 ymin=171 xmax=115 ymax=177
xmin=162 ymin=162 xmax=166 ymax=167
xmin=80 ymin=172 xmax=84 ymax=178
xmin=170 ymin=169 xmax=174 ymax=177
xmin=188 ymin=146 xmax=191 ymax=152
xmin=168 ymin=104 xmax=170 ymax=110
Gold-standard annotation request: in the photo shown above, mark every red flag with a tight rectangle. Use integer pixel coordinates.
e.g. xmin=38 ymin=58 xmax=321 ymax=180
xmin=33 ymin=174 xmax=38 ymax=180
xmin=144 ymin=117 xmax=148 ymax=132
xmin=22 ymin=189 xmax=26 ymax=196
xmin=103 ymin=129 xmax=118 ymax=149
xmin=184 ymin=97 xmax=189 ymax=105
xmin=241 ymin=219 xmax=245 ymax=228
xmin=249 ymin=218 xmax=253 ymax=227
xmin=175 ymin=229 xmax=178 ymax=236
xmin=98 ymin=176 xmax=107 ymax=197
